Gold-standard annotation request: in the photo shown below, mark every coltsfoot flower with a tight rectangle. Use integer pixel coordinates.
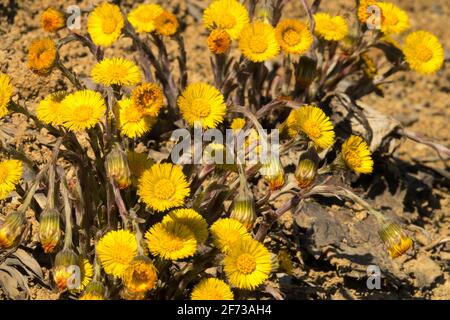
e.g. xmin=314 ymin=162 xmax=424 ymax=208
xmin=131 ymin=83 xmax=164 ymax=117
xmin=191 ymin=278 xmax=234 ymax=300
xmin=138 ymin=163 xmax=190 ymax=212
xmin=162 ymin=208 xmax=209 ymax=244
xmin=239 ymin=22 xmax=280 ymax=62
xmin=96 ymin=229 xmax=138 ymax=278
xmin=28 ymin=38 xmax=57 ymax=75
xmin=122 ymin=256 xmax=158 ymax=294
xmin=286 ymin=105 xmax=335 ymax=150
xmin=40 ymin=8 xmax=65 ymax=32
xmin=275 ymin=19 xmax=313 ymax=55
xmin=313 ymin=13 xmax=349 ymax=41
xmin=224 ymin=238 xmax=272 ymax=290
xmin=39 ymin=208 xmax=61 ymax=253
xmin=403 ymin=31 xmax=444 ymax=74
xmin=377 ymin=2 xmax=409 ymax=35
xmin=145 ymin=221 xmax=198 ymax=260
xmin=208 ymin=29 xmax=232 ymax=55
xmin=61 ymin=90 xmax=106 ymax=131
xmin=88 ymin=2 xmax=124 ymax=47
xmin=178 ymin=83 xmax=227 ymax=129
xmin=105 ymin=144 xmax=131 ymax=189
xmin=36 ymin=91 xmax=67 ymax=126
xmin=79 ymin=281 xmax=106 ymax=300
xmin=341 ymin=135 xmax=374 ymax=174
xmin=91 ymin=58 xmax=142 ymax=87
xmin=210 ymin=218 xmax=251 ymax=253
xmin=128 ymin=4 xmax=163 ymax=33
xmin=203 ymin=0 xmax=250 ymax=40
xmin=154 ymin=11 xmax=179 ymax=36
xmin=0 ymin=159 xmax=23 ymax=200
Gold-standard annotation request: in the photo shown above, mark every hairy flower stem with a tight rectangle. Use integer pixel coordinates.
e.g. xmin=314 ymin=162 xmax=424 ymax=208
xmin=56 ymin=59 xmax=83 ymax=90
xmin=110 ymin=178 xmax=128 ymax=228
xmin=60 ymin=175 xmax=74 ymax=251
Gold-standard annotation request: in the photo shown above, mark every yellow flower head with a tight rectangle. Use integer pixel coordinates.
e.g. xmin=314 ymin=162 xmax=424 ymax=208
xmin=61 ymin=90 xmax=106 ymax=131
xmin=287 ymin=105 xmax=335 ymax=150
xmin=0 ymin=159 xmax=23 ymax=200
xmin=91 ymin=58 xmax=141 ymax=87
xmin=79 ymin=281 xmax=106 ymax=300
xmin=128 ymin=4 xmax=164 ymax=33
xmin=378 ymin=2 xmax=409 ymax=35
xmin=210 ymin=218 xmax=251 ymax=253
xmin=127 ymin=151 xmax=154 ymax=187
xmin=178 ymin=83 xmax=227 ymax=129
xmin=41 ymin=8 xmax=65 ymax=32
xmin=191 ymin=278 xmax=234 ymax=300
xmin=131 ymin=83 xmax=164 ymax=117
xmin=230 ymin=117 xmax=246 ymax=132
xmin=341 ymin=135 xmax=374 ymax=174
xmin=145 ymin=221 xmax=198 ymax=260
xmin=116 ymin=98 xmax=156 ymax=139
xmin=379 ymin=221 xmax=413 ymax=258
xmin=203 ymin=0 xmax=250 ymax=40
xmin=76 ymin=258 xmax=94 ymax=292
xmin=275 ymin=19 xmax=313 ymax=55
xmin=88 ymin=2 xmax=124 ymax=47
xmin=224 ymin=238 xmax=272 ymax=290
xmin=403 ymin=31 xmax=444 ymax=74
xmin=239 ymin=22 xmax=280 ymax=62
xmin=313 ymin=13 xmax=349 ymax=41
xmin=138 ymin=163 xmax=190 ymax=212
xmin=358 ymin=0 xmax=377 ymax=23
xmin=28 ymin=38 xmax=57 ymax=75
xmin=162 ymin=208 xmax=209 ymax=244
xmin=208 ymin=29 xmax=232 ymax=55
xmin=0 ymin=73 xmax=13 ymax=118
xmin=96 ymin=229 xmax=138 ymax=278
xmin=123 ymin=256 xmax=158 ymax=294
xmin=36 ymin=91 xmax=67 ymax=126
xmin=154 ymin=11 xmax=179 ymax=36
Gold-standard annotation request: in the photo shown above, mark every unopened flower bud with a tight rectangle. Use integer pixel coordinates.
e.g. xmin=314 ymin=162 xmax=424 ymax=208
xmin=105 ymin=144 xmax=131 ymax=189
xmin=230 ymin=197 xmax=256 ymax=232
xmin=79 ymin=281 xmax=106 ymax=300
xmin=295 ymin=148 xmax=319 ymax=189
xmin=123 ymin=255 xmax=158 ymax=295
xmin=295 ymin=56 xmax=317 ymax=89
xmin=54 ymin=249 xmax=80 ymax=291
xmin=379 ymin=221 xmax=413 ymax=258
xmin=39 ymin=208 xmax=61 ymax=253
xmin=260 ymin=154 xmax=285 ymax=191
xmin=0 ymin=211 xmax=27 ymax=250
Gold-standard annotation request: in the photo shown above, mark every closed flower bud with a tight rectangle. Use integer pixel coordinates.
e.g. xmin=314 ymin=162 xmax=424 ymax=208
xmin=54 ymin=249 xmax=80 ymax=291
xmin=295 ymin=56 xmax=317 ymax=89
xmin=295 ymin=148 xmax=319 ymax=189
xmin=260 ymin=154 xmax=285 ymax=191
xmin=230 ymin=197 xmax=256 ymax=232
xmin=105 ymin=144 xmax=131 ymax=189
xmin=0 ymin=211 xmax=27 ymax=250
xmin=39 ymin=208 xmax=61 ymax=253
xmin=79 ymin=281 xmax=106 ymax=300
xmin=379 ymin=221 xmax=413 ymax=258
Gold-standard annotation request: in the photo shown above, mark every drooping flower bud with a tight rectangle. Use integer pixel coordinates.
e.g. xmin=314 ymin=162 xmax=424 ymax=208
xmin=0 ymin=211 xmax=27 ymax=250
xmin=39 ymin=208 xmax=61 ymax=253
xmin=79 ymin=281 xmax=106 ymax=300
xmin=260 ymin=154 xmax=285 ymax=191
xmin=379 ymin=221 xmax=413 ymax=258
xmin=295 ymin=147 xmax=319 ymax=189
xmin=105 ymin=143 xmax=131 ymax=189
xmin=295 ymin=56 xmax=318 ymax=90
xmin=53 ymin=249 xmax=81 ymax=291
xmin=231 ymin=167 xmax=257 ymax=231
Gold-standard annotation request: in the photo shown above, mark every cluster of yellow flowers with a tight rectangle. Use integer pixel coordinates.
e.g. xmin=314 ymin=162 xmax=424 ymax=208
xmin=0 ymin=0 xmax=442 ymax=300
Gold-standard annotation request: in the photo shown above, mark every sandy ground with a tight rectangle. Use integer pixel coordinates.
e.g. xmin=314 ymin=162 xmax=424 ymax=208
xmin=0 ymin=0 xmax=449 ymax=299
